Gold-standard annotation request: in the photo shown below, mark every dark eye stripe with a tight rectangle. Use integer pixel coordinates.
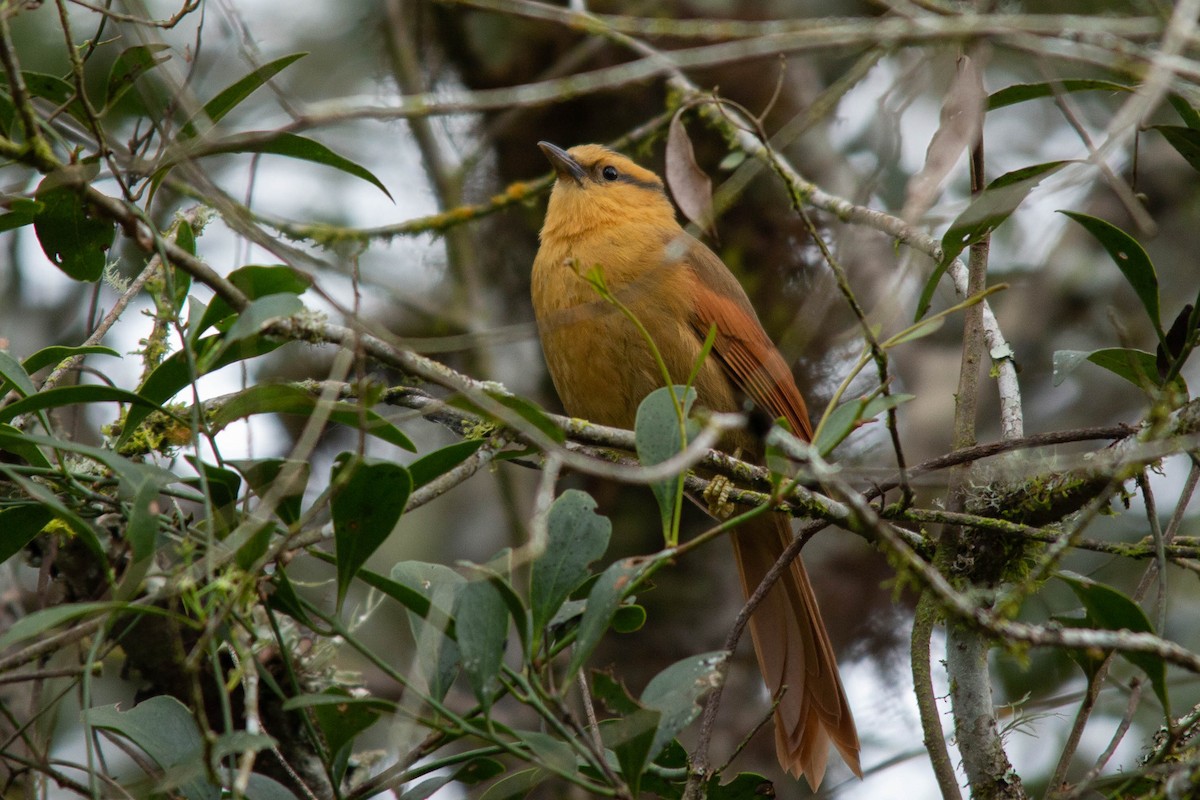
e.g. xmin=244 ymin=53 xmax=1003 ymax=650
xmin=613 ymin=174 xmax=663 ymax=192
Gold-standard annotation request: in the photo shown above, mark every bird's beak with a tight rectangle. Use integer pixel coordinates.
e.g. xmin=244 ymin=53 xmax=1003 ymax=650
xmin=538 ymin=141 xmax=586 ymax=185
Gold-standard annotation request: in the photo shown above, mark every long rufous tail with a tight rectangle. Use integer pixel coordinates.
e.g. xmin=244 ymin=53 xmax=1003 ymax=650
xmin=731 ymin=513 xmax=861 ymax=790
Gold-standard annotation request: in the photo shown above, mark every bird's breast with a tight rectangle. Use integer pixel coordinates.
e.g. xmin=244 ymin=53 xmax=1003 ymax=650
xmin=531 ymin=228 xmax=736 ymax=428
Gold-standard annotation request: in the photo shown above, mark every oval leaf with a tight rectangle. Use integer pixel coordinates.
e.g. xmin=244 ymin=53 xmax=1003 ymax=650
xmin=635 ymin=386 xmax=697 ymax=539
xmin=34 ymin=172 xmax=115 ymax=282
xmin=455 ymin=576 xmax=509 ymax=709
xmin=331 ymin=454 xmax=412 ymax=610
xmin=530 ymin=490 xmax=612 ymax=642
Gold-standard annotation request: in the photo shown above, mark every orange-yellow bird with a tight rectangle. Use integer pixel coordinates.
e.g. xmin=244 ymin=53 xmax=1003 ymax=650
xmin=531 ymin=142 xmax=861 ymax=788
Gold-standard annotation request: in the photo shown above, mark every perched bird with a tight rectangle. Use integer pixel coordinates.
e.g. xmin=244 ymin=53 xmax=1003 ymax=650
xmin=530 ymin=141 xmax=861 ymax=788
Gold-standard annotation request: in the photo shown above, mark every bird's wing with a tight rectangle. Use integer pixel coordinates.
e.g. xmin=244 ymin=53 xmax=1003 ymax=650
xmin=683 ymin=240 xmax=813 ymax=441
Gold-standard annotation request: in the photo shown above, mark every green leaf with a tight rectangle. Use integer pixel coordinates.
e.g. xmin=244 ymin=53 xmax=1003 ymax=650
xmin=0 ymin=385 xmax=171 ymax=426
xmin=454 ymin=576 xmax=509 ymax=709
xmin=0 ymin=423 xmax=49 ymax=467
xmin=464 ymin=556 xmax=530 ymax=656
xmin=530 ymin=490 xmax=611 ymax=646
xmin=1168 ymin=93 xmax=1200 ymax=130
xmin=19 ymin=344 xmax=119 ymax=377
xmin=613 ymin=604 xmax=647 ymax=633
xmin=919 ymin=161 xmax=1067 ymax=320
xmin=183 ymin=455 xmax=242 ymax=538
xmin=0 ymin=430 xmax=178 ymax=501
xmin=0 ymin=462 xmax=105 ymax=558
xmin=306 ymin=687 xmax=382 ymax=785
xmin=478 ymin=768 xmax=545 ymax=800
xmin=83 ymin=696 xmax=215 ymax=800
xmin=198 ymin=132 xmax=392 ymax=200
xmin=600 ymin=709 xmax=660 ymax=794
xmin=641 ymin=651 xmax=728 ymax=762
xmin=0 ymin=349 xmax=37 ymax=397
xmin=179 ymin=53 xmax=306 ymax=139
xmin=888 ymin=316 xmax=944 ymax=346
xmin=1151 ymin=125 xmax=1200 ymax=173
xmin=193 ymin=264 xmax=312 ymax=341
xmin=18 ymin=72 xmax=84 ymax=124
xmin=210 ymin=384 xmax=415 ymax=451
xmin=228 ymin=458 xmax=310 ymax=526
xmin=635 ymin=386 xmax=697 ymax=538
xmin=1060 ymin=211 xmax=1162 ymax=337
xmin=124 ymin=477 xmax=162 ymax=562
xmin=33 ymin=170 xmax=115 ymax=282
xmin=459 ymin=391 xmax=566 ymax=445
xmin=592 ymin=671 xmax=642 ymax=715
xmin=518 ymin=730 xmax=577 ymax=776
xmin=331 ymin=454 xmax=411 ymax=610
xmin=398 ymin=759 xmax=504 ymax=800
xmin=391 ymin=561 xmax=463 ymax=701
xmin=197 ymin=293 xmax=304 ymax=373
xmin=104 ymin=44 xmax=171 ymax=109
xmin=567 ymin=555 xmax=658 ymax=680
xmin=814 ymin=393 xmax=914 ymax=456
xmin=1052 ymin=348 xmax=1186 ymax=394
xmin=0 ymin=198 xmax=41 ymax=233
xmin=409 ymin=439 xmax=484 ymax=488
xmin=1058 ymin=572 xmax=1170 ymax=717
xmin=986 ymin=79 xmax=1131 ymax=110
xmin=0 ymin=505 xmax=53 ymax=563
xmin=0 ymin=601 xmax=118 ymax=651
xmin=118 ymin=332 xmax=284 ymax=449
xmin=267 ymin=568 xmax=314 ymax=628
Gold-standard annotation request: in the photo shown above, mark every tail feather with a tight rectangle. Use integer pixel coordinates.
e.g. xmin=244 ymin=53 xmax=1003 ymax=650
xmin=731 ymin=514 xmax=861 ymax=790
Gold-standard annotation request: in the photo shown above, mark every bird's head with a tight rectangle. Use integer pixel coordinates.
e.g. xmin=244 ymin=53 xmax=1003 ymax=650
xmin=537 ymin=141 xmax=676 ymax=238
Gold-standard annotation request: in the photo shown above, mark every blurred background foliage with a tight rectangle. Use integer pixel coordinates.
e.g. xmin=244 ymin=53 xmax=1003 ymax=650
xmin=2 ymin=1 xmax=1200 ymax=799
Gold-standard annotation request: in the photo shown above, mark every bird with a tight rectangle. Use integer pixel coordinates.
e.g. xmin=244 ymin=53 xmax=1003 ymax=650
xmin=530 ymin=141 xmax=861 ymax=789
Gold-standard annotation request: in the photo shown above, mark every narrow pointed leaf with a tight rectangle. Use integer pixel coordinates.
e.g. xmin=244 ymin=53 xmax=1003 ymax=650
xmin=0 ymin=385 xmax=170 ymax=425
xmin=1168 ymin=93 xmax=1200 ymax=130
xmin=210 ymin=384 xmax=414 ymax=451
xmin=408 ymin=440 xmax=484 ymax=488
xmin=19 ymin=345 xmax=118 ymax=376
xmin=199 ymin=132 xmax=392 ymax=200
xmin=1061 ymin=211 xmax=1161 ymax=336
xmin=987 ymin=79 xmax=1131 ymax=110
xmin=179 ymin=53 xmax=306 ymax=139
xmin=1152 ymin=125 xmax=1200 ymax=173
xmin=919 ymin=161 xmax=1067 ymax=320
xmin=814 ymin=392 xmax=914 ymax=456
xmin=0 ymin=505 xmax=53 ymax=563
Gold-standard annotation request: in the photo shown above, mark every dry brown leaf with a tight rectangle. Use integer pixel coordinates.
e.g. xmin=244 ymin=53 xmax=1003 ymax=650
xmin=665 ymin=109 xmax=716 ymax=239
xmin=901 ymin=53 xmax=987 ymax=223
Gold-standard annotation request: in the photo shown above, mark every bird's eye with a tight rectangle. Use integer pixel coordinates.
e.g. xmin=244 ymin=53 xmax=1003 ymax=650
xmin=602 ymin=165 xmax=618 ymax=181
